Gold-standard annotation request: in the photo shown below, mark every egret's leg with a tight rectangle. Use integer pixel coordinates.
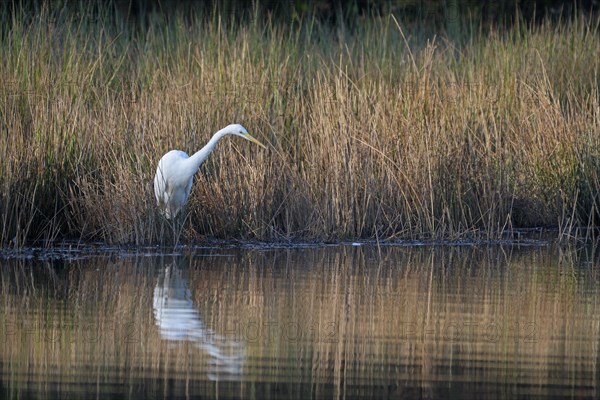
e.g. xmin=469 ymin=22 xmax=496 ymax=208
xmin=171 ymin=208 xmax=189 ymax=248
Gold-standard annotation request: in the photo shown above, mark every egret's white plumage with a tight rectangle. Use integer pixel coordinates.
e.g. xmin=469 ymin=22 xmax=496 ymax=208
xmin=154 ymin=124 xmax=265 ymax=219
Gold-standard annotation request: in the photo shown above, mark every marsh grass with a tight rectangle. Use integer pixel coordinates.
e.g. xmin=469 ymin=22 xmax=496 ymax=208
xmin=1 ymin=4 xmax=599 ymax=245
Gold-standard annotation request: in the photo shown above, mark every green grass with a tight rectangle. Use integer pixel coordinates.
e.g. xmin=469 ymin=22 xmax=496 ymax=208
xmin=1 ymin=4 xmax=599 ymax=245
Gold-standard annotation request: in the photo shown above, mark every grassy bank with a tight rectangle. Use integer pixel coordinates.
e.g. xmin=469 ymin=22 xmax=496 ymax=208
xmin=1 ymin=4 xmax=599 ymax=245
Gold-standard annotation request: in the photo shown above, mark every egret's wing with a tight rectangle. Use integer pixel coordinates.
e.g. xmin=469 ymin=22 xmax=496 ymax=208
xmin=154 ymin=150 xmax=191 ymax=219
xmin=154 ymin=163 xmax=168 ymax=207
xmin=184 ymin=177 xmax=193 ymax=204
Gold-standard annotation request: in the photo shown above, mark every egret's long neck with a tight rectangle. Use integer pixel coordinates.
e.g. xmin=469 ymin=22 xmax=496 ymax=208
xmin=186 ymin=128 xmax=229 ymax=175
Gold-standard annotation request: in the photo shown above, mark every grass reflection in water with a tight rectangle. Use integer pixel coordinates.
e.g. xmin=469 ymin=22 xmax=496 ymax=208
xmin=0 ymin=244 xmax=598 ymax=399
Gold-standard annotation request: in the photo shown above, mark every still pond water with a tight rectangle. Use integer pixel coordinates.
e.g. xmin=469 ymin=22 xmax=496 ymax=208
xmin=0 ymin=243 xmax=599 ymax=399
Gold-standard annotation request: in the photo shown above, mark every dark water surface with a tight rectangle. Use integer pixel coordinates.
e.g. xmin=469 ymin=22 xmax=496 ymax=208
xmin=1 ymin=244 xmax=599 ymax=399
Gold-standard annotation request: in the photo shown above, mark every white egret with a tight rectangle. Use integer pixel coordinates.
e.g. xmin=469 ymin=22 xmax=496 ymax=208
xmin=154 ymin=124 xmax=266 ymax=219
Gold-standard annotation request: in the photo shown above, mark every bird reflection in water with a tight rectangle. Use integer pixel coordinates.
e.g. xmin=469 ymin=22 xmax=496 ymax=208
xmin=153 ymin=264 xmax=244 ymax=381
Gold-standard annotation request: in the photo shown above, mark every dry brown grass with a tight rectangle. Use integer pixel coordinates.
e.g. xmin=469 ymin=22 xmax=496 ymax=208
xmin=1 ymin=5 xmax=599 ymax=245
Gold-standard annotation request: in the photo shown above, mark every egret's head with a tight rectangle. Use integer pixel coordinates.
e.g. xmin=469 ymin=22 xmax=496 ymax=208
xmin=227 ymin=124 xmax=267 ymax=149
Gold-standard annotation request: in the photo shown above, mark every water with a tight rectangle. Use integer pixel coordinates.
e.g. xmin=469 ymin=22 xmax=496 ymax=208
xmin=1 ymin=244 xmax=599 ymax=399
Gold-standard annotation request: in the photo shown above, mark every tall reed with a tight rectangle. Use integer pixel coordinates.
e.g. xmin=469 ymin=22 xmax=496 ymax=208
xmin=1 ymin=4 xmax=599 ymax=245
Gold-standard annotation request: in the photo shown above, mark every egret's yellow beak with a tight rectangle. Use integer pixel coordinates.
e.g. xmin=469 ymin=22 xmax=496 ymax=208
xmin=244 ymin=133 xmax=267 ymax=149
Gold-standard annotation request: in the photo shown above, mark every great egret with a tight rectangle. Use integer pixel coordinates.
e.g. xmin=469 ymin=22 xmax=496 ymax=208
xmin=154 ymin=124 xmax=266 ymax=219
